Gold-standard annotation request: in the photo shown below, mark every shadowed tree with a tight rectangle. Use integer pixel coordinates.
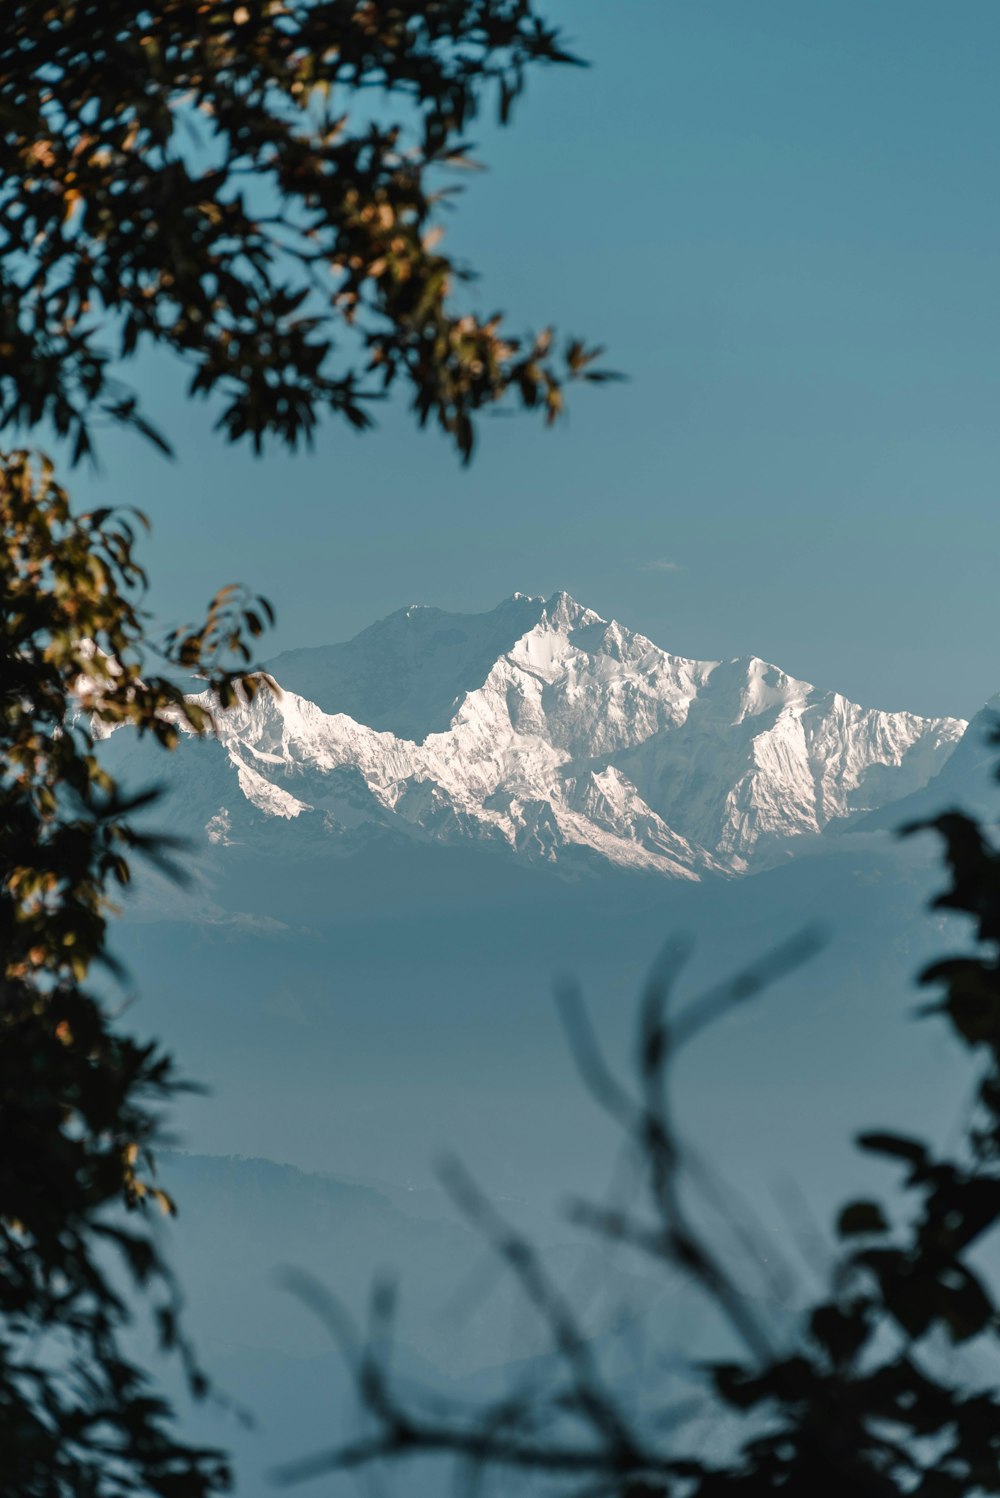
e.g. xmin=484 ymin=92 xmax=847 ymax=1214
xmin=0 ymin=5 xmax=605 ymax=1492
xmin=1 ymin=0 xmax=613 ymax=465
xmin=1 ymin=450 xmax=274 ymax=1493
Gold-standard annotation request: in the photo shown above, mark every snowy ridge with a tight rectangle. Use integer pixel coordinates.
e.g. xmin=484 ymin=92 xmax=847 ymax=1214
xmin=171 ymin=592 xmax=964 ymax=880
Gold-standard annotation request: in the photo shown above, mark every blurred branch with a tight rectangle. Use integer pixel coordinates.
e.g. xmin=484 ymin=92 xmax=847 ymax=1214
xmin=279 ymin=930 xmax=825 ymax=1493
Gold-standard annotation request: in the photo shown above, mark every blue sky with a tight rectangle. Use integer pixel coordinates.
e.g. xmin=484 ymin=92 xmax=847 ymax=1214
xmin=69 ymin=0 xmax=1000 ymax=720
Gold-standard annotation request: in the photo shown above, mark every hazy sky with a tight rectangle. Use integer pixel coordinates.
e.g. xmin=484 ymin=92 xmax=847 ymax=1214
xmin=69 ymin=0 xmax=1000 ymax=721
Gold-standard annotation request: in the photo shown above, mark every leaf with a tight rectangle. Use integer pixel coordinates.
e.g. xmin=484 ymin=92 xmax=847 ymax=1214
xmin=809 ymin=1300 xmax=872 ymax=1364
xmin=857 ymin=1132 xmax=928 ymax=1167
xmin=837 ymin=1200 xmax=890 ymax=1238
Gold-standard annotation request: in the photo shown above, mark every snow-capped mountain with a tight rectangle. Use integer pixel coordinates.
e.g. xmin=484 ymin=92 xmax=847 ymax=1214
xmin=850 ymin=692 xmax=1000 ymax=833
xmin=132 ymin=591 xmax=964 ymax=882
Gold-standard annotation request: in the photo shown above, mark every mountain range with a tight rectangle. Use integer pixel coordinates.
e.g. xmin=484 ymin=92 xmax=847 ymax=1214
xmin=104 ymin=593 xmax=996 ymax=1493
xmin=128 ymin=590 xmax=970 ymax=882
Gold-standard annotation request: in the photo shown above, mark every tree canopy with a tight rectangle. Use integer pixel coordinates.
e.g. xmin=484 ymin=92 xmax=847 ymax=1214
xmin=0 ymin=4 xmax=601 ymax=1491
xmin=0 ymin=450 xmax=276 ymax=1493
xmin=1 ymin=0 xmax=611 ymax=464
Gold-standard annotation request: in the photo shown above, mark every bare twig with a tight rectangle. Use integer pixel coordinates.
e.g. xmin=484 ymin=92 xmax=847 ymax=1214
xmin=438 ymin=1155 xmax=644 ymax=1463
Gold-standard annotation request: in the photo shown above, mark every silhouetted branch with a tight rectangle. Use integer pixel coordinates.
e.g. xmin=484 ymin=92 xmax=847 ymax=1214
xmin=282 ymin=882 xmax=1000 ymax=1496
xmin=280 ymin=933 xmax=826 ymax=1493
xmin=438 ymin=1155 xmax=644 ymax=1462
xmin=669 ymin=927 xmax=826 ymax=1056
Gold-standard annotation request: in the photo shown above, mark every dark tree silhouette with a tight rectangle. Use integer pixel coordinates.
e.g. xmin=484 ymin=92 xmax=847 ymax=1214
xmin=0 ymin=5 xmax=602 ymax=1491
xmin=0 ymin=451 xmax=276 ymax=1493
xmin=1 ymin=0 xmax=611 ymax=465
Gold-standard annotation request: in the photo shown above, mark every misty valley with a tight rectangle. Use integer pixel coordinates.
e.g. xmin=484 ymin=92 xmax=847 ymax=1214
xmin=102 ymin=596 xmax=992 ymax=1493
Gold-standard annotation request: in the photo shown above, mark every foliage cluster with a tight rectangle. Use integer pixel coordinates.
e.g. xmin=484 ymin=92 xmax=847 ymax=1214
xmin=0 ymin=449 xmax=276 ymax=1493
xmin=1 ymin=0 xmax=611 ymax=464
xmin=0 ymin=3 xmax=594 ymax=1489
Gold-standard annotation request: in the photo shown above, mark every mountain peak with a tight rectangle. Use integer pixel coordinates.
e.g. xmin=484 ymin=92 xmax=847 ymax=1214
xmin=264 ymin=592 xmax=549 ymax=741
xmin=538 ymin=590 xmax=605 ymax=631
xmin=205 ymin=594 xmax=970 ymax=881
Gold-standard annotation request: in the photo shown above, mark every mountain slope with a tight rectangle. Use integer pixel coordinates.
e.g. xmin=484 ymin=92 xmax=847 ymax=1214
xmin=849 ymin=693 xmax=999 ymax=833
xmin=110 ymin=592 xmax=965 ymax=882
xmin=265 ymin=591 xmax=549 ymax=741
